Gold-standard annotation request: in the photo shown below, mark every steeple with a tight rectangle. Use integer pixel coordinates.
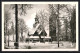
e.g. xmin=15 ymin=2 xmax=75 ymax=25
xmin=35 ymin=14 xmax=39 ymax=24
xmin=33 ymin=14 xmax=39 ymax=28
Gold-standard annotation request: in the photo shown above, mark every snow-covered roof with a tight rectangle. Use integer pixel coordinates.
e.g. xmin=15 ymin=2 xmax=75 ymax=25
xmin=28 ymin=36 xmax=51 ymax=39
xmin=29 ymin=36 xmax=39 ymax=38
xmin=28 ymin=24 xmax=40 ymax=34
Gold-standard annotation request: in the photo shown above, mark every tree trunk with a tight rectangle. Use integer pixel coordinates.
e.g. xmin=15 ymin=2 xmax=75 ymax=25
xmin=65 ymin=18 xmax=68 ymax=41
xmin=71 ymin=23 xmax=74 ymax=43
xmin=8 ymin=30 xmax=9 ymax=47
xmin=12 ymin=22 xmax=14 ymax=41
xmin=57 ymin=4 xmax=60 ymax=47
xmin=21 ymin=29 xmax=23 ymax=42
xmin=5 ymin=19 xmax=8 ymax=44
xmin=65 ymin=27 xmax=67 ymax=41
xmin=15 ymin=4 xmax=19 ymax=49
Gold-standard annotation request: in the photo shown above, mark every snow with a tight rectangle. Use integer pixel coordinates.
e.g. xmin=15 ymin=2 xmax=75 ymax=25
xmin=5 ymin=41 xmax=76 ymax=49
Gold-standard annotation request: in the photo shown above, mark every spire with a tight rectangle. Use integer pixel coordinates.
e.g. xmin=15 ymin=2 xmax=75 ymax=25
xmin=35 ymin=13 xmax=39 ymax=23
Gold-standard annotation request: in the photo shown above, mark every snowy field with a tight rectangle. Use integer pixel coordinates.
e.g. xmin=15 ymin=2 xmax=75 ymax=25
xmin=5 ymin=41 xmax=76 ymax=49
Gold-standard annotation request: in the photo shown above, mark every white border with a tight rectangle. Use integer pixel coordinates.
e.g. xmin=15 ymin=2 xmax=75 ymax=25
xmin=2 ymin=2 xmax=79 ymax=51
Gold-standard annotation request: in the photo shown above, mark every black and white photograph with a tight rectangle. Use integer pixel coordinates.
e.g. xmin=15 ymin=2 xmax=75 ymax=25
xmin=2 ymin=2 xmax=78 ymax=51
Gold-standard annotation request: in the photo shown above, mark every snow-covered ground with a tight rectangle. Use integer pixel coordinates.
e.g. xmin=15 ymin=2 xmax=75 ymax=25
xmin=5 ymin=41 xmax=76 ymax=49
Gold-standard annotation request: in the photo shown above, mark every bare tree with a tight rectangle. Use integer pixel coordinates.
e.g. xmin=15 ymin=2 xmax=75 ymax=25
xmin=70 ymin=7 xmax=76 ymax=43
xmin=11 ymin=22 xmax=15 ymax=41
xmin=48 ymin=4 xmax=57 ymax=43
xmin=4 ymin=9 xmax=11 ymax=47
xmin=65 ymin=5 xmax=76 ymax=43
xmin=18 ymin=18 xmax=28 ymax=42
xmin=14 ymin=4 xmax=32 ymax=49
xmin=48 ymin=4 xmax=68 ymax=47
